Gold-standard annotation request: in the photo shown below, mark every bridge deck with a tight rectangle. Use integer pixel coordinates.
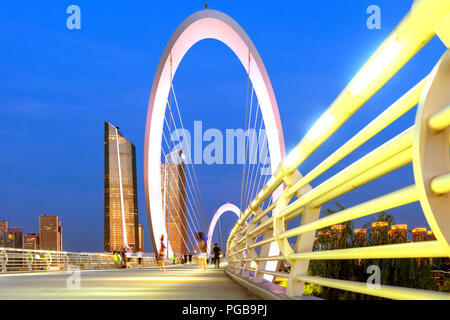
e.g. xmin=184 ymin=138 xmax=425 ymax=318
xmin=0 ymin=264 xmax=259 ymax=300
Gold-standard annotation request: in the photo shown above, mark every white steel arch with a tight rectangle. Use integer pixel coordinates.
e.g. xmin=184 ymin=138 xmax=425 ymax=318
xmin=144 ymin=9 xmax=286 ymax=256
xmin=206 ymin=203 xmax=241 ymax=254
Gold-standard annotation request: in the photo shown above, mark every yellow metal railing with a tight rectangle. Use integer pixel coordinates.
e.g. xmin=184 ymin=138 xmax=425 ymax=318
xmin=226 ymin=0 xmax=450 ymax=300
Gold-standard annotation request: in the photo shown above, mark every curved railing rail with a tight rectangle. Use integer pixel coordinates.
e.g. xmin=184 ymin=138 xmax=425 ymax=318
xmin=226 ymin=0 xmax=450 ymax=300
xmin=0 ymin=247 xmax=157 ymax=272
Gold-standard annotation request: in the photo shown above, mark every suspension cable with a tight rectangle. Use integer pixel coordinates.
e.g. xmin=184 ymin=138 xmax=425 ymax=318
xmin=162 ymin=117 xmax=204 ymax=245
xmin=170 ymin=85 xmax=211 ymax=234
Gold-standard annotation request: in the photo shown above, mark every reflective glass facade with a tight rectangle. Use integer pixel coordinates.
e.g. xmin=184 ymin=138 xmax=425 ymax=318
xmin=161 ymin=163 xmax=187 ymax=255
xmin=104 ymin=122 xmax=139 ymax=252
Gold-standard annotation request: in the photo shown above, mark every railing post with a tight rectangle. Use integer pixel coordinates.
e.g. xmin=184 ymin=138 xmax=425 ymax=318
xmin=25 ymin=252 xmax=33 ymax=271
xmin=0 ymin=249 xmax=7 ymax=272
xmin=272 ymin=169 xmax=322 ymax=297
xmin=236 ymin=232 xmax=246 ymax=276
xmin=63 ymin=253 xmax=69 ymax=270
xmin=285 ymin=205 xmax=321 ymax=298
xmin=243 ymin=209 xmax=260 ymax=279
xmin=253 ymin=214 xmax=274 ymax=283
xmin=45 ymin=252 xmax=52 ymax=271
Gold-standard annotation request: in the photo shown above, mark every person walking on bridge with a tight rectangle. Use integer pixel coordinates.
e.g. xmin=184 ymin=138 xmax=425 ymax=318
xmin=195 ymin=232 xmax=207 ymax=271
xmin=158 ymin=235 xmax=166 ymax=272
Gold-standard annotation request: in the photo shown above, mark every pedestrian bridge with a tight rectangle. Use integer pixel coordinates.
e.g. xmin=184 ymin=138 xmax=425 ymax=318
xmin=2 ymin=0 xmax=450 ymax=301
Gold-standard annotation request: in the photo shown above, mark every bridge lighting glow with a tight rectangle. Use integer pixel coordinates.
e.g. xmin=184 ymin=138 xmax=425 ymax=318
xmin=257 ymin=190 xmax=264 ymax=199
xmin=305 ymin=112 xmax=335 ymax=142
xmin=267 ymin=176 xmax=276 ymax=188
xmin=250 ymin=200 xmax=257 ymax=208
xmin=348 ymin=37 xmax=402 ymax=97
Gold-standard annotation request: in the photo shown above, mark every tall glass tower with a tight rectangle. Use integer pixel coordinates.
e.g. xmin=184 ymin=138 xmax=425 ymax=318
xmin=161 ymin=161 xmax=187 ymax=256
xmin=104 ymin=122 xmax=139 ymax=252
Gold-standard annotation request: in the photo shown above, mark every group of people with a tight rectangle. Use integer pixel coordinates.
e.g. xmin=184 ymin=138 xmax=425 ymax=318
xmin=172 ymin=253 xmax=193 ymax=265
xmin=112 ymin=250 xmax=145 ymax=268
xmin=156 ymin=232 xmax=223 ymax=272
xmin=112 ymin=250 xmax=128 ymax=268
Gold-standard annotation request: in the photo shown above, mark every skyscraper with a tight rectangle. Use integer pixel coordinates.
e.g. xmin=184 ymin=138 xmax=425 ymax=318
xmin=161 ymin=160 xmax=187 ymax=256
xmin=412 ymin=228 xmax=427 ymax=242
xmin=24 ymin=233 xmax=40 ymax=250
xmin=40 ymin=215 xmax=62 ymax=251
xmin=6 ymin=228 xmax=23 ymax=249
xmin=354 ymin=228 xmax=367 ymax=247
xmin=104 ymin=122 xmax=139 ymax=252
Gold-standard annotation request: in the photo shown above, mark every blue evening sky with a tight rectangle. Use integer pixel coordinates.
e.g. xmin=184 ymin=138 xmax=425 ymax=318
xmin=0 ymin=1 xmax=446 ymax=252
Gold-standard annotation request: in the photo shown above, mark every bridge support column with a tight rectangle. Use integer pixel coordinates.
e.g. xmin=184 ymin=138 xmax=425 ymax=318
xmin=285 ymin=205 xmax=320 ymax=298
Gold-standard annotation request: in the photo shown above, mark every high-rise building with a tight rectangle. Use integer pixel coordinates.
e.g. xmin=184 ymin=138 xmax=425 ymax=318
xmin=0 ymin=220 xmax=8 ymax=247
xmin=161 ymin=160 xmax=187 ymax=255
xmin=0 ymin=220 xmax=7 ymax=234
xmin=372 ymin=221 xmax=389 ymax=245
xmin=331 ymin=225 xmax=345 ymax=240
xmin=138 ymin=224 xmax=144 ymax=252
xmin=389 ymin=224 xmax=408 ymax=243
xmin=104 ymin=122 xmax=139 ymax=252
xmin=5 ymin=228 xmax=23 ymax=249
xmin=24 ymin=233 xmax=40 ymax=250
xmin=412 ymin=228 xmax=427 ymax=242
xmin=354 ymin=228 xmax=367 ymax=247
xmin=330 ymin=224 xmax=346 ymax=248
xmin=40 ymin=215 xmax=62 ymax=251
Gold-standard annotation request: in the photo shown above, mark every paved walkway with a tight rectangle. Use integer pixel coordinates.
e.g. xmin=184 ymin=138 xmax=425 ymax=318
xmin=0 ymin=263 xmax=259 ymax=300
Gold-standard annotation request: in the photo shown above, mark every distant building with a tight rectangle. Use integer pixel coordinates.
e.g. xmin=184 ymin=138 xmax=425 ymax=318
xmin=5 ymin=228 xmax=23 ymax=249
xmin=330 ymin=224 xmax=346 ymax=248
xmin=316 ymin=231 xmax=331 ymax=251
xmin=372 ymin=221 xmax=389 ymax=244
xmin=40 ymin=215 xmax=62 ymax=251
xmin=354 ymin=228 xmax=367 ymax=247
xmin=58 ymin=222 xmax=63 ymax=250
xmin=412 ymin=228 xmax=427 ymax=242
xmin=24 ymin=233 xmax=40 ymax=250
xmin=331 ymin=225 xmax=345 ymax=240
xmin=161 ymin=161 xmax=187 ymax=255
xmin=427 ymin=230 xmax=436 ymax=241
xmin=104 ymin=122 xmax=139 ymax=252
xmin=138 ymin=224 xmax=144 ymax=252
xmin=389 ymin=224 xmax=408 ymax=243
xmin=0 ymin=220 xmax=8 ymax=247
xmin=0 ymin=220 xmax=7 ymax=234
